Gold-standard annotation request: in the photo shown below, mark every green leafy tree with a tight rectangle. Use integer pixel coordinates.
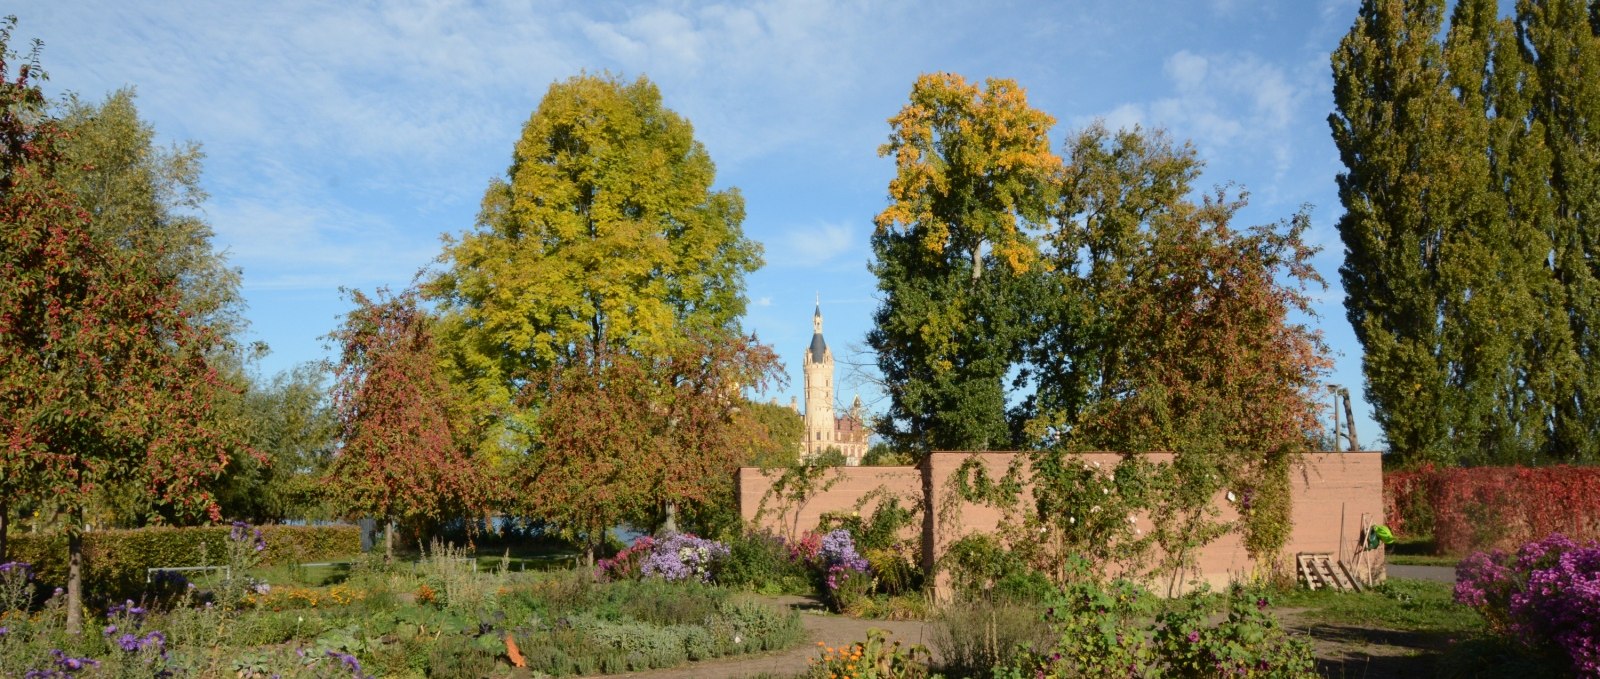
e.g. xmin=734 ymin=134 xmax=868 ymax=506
xmin=869 ymin=72 xmax=1063 ymax=456
xmin=0 ymin=20 xmax=242 ymax=631
xmin=1025 ymin=124 xmax=1202 ymax=439
xmin=213 ymin=362 xmax=338 ymax=522
xmin=1331 ymin=0 xmax=1599 ymax=465
xmin=54 ymin=88 xmax=245 ymax=340
xmin=743 ymin=399 xmax=805 ymax=469
xmin=327 ymin=288 xmax=488 ymax=560
xmin=427 ymin=72 xmax=761 ymax=460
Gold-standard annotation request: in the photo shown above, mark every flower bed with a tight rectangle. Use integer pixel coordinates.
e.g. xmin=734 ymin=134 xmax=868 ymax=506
xmin=1455 ymin=533 xmax=1600 ymax=675
xmin=0 ymin=525 xmax=803 ymax=677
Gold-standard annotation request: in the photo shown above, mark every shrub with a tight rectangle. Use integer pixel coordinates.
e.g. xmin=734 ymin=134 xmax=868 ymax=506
xmin=718 ymin=530 xmax=812 ymax=594
xmin=1386 ymin=465 xmax=1600 ymax=554
xmin=6 ymin=524 xmax=359 ymax=604
xmin=995 ymin=571 xmax=1315 ymax=678
xmin=596 ymin=536 xmax=655 ymax=582
xmin=931 ymin=598 xmax=1052 ymax=679
xmin=941 ymin=533 xmax=1041 ymax=601
xmin=1455 ymin=533 xmax=1600 ymax=676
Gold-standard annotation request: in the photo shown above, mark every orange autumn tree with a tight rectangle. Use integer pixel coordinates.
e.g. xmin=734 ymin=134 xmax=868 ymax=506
xmin=520 ymin=332 xmax=779 ymax=563
xmin=326 ymin=288 xmax=488 ymax=559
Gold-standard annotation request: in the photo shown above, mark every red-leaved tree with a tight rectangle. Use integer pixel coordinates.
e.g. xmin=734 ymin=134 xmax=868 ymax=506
xmin=326 ymin=288 xmax=488 ymax=559
xmin=522 ymin=332 xmax=779 ymax=563
xmin=0 ymin=20 xmax=241 ymax=633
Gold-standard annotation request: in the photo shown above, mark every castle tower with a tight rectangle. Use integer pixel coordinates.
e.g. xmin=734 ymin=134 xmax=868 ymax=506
xmin=802 ymin=302 xmax=836 ymax=459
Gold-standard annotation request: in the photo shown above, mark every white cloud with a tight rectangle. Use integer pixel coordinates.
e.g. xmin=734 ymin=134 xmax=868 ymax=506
xmin=1089 ymin=49 xmax=1310 ymax=182
xmin=772 ymin=222 xmax=857 ymax=268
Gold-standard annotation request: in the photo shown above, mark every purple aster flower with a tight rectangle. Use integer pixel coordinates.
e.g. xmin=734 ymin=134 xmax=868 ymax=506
xmin=1187 ymin=630 xmax=1201 ymax=643
xmin=118 ymin=633 xmax=141 ymax=652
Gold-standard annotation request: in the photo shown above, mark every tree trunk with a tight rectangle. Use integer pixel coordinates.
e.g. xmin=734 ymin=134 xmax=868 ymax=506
xmin=661 ymin=502 xmax=679 ymax=536
xmin=66 ymin=512 xmax=84 ymax=635
xmin=0 ymin=496 xmax=9 ymax=563
xmin=384 ymin=521 xmax=395 ymax=565
xmin=1343 ymin=390 xmax=1360 ymax=451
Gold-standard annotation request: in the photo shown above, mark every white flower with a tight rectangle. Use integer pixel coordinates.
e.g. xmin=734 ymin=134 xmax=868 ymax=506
xmin=1068 ymin=516 xmax=1076 ymax=525
xmin=1226 ymin=491 xmax=1238 ymax=503
xmin=1092 ymin=461 xmax=1101 ymax=469
xmin=1103 ymin=487 xmax=1110 ymax=495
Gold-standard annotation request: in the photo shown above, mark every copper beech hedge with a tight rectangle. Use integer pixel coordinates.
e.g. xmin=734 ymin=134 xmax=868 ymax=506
xmin=4 ymin=524 xmax=360 ymax=603
xmin=1385 ymin=465 xmax=1600 ymax=555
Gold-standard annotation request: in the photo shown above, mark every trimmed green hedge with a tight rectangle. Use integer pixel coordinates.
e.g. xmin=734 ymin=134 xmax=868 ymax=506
xmin=5 ymin=524 xmax=360 ymax=603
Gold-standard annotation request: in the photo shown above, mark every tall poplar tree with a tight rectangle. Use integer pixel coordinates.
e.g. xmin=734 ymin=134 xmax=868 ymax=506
xmin=1333 ymin=0 xmax=1499 ymax=464
xmin=869 ymin=73 xmax=1062 ymax=455
xmin=1517 ymin=0 xmax=1600 ymax=461
xmin=1333 ymin=0 xmax=1600 ymax=465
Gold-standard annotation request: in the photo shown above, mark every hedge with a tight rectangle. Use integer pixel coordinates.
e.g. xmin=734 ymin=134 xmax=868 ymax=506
xmin=3 ymin=524 xmax=360 ymax=603
xmin=1385 ymin=465 xmax=1600 ymax=555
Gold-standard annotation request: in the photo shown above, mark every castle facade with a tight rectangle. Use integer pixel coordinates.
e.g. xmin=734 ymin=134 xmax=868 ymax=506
xmin=799 ymin=304 xmax=868 ymax=465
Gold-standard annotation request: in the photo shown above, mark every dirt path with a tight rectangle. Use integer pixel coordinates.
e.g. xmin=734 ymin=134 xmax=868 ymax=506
xmin=595 ymin=595 xmax=934 ymax=679
xmin=1278 ymin=609 xmax=1452 ymax=679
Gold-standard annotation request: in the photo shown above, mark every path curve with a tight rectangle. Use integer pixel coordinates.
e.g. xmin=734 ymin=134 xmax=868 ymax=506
xmin=595 ymin=595 xmax=935 ymax=679
xmin=1386 ymin=565 xmax=1454 ymax=584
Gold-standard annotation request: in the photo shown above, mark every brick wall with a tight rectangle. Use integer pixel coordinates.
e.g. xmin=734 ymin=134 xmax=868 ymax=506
xmin=736 ymin=451 xmax=1385 ymax=596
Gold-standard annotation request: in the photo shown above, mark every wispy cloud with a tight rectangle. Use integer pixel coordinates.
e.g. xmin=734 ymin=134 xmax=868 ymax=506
xmin=771 ymin=222 xmax=858 ymax=268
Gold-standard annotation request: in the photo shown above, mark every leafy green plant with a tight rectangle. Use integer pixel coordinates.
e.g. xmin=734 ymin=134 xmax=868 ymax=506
xmin=931 ymin=598 xmax=1052 ymax=678
xmin=807 ymin=627 xmax=932 ymax=679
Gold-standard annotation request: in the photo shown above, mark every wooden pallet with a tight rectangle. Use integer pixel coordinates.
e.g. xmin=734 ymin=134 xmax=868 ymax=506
xmin=1298 ymin=553 xmax=1361 ymax=592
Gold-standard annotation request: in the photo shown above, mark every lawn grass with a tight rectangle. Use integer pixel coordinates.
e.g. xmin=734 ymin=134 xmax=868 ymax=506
xmin=1276 ymin=577 xmax=1481 ymax=635
xmin=1385 ymin=533 xmax=1463 ymax=567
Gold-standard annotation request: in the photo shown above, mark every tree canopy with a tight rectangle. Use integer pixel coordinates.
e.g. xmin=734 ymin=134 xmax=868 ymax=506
xmin=869 ymin=72 xmax=1063 ymax=454
xmin=326 ymin=288 xmax=488 ymax=554
xmin=1331 ymin=0 xmax=1600 ymax=465
xmin=427 ymin=72 xmax=762 ymax=459
xmin=0 ymin=20 xmax=244 ymax=631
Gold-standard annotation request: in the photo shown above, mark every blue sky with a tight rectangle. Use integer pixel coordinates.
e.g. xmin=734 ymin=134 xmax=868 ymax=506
xmin=22 ymin=0 xmax=1381 ymax=448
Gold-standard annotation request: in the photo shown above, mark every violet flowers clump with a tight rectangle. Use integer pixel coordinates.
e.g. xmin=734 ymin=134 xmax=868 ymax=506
xmin=1456 ymin=533 xmax=1600 ymax=676
xmin=23 ymin=650 xmax=100 ymax=678
xmin=325 ymin=649 xmax=373 ymax=678
xmin=639 ymin=534 xmax=730 ymax=583
xmin=820 ymin=530 xmax=868 ymax=573
xmin=230 ymin=521 xmax=267 ymax=553
xmin=0 ymin=560 xmax=34 ymax=613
